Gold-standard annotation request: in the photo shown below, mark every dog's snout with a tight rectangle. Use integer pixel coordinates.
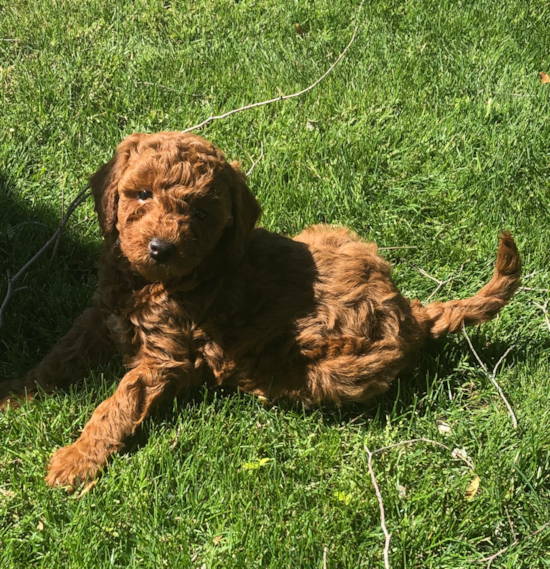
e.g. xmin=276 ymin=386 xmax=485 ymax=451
xmin=149 ymin=238 xmax=176 ymax=263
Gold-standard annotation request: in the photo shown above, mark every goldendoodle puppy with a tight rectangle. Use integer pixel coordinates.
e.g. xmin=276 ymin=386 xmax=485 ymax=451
xmin=0 ymin=132 xmax=521 ymax=488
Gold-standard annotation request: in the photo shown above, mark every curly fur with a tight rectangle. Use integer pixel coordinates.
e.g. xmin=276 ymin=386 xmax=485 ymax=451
xmin=0 ymin=132 xmax=521 ymax=488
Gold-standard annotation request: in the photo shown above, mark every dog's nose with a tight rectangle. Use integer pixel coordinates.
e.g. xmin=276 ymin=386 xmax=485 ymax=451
xmin=149 ymin=238 xmax=176 ymax=263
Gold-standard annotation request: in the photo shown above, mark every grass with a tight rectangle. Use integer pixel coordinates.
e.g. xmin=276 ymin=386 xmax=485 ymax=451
xmin=1 ymin=0 xmax=550 ymax=567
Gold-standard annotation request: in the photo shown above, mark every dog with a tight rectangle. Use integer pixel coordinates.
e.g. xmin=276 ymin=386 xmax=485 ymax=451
xmin=0 ymin=131 xmax=521 ymax=488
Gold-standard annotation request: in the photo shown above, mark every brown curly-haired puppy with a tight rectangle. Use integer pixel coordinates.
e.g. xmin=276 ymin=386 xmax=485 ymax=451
xmin=0 ymin=132 xmax=521 ymax=488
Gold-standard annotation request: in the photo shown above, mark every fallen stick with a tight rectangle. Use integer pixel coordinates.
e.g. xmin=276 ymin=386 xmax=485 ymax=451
xmin=462 ymin=324 xmax=517 ymax=428
xmin=365 ymin=436 xmax=479 ymax=568
xmin=534 ymin=300 xmax=550 ymax=334
xmin=417 ymin=264 xmax=464 ymax=302
xmin=246 ymin=141 xmax=265 ymax=177
xmin=181 ymin=26 xmax=359 ymax=132
xmin=0 ymin=186 xmax=91 ymax=329
xmin=374 ymin=437 xmax=474 ymax=470
xmin=478 ymin=521 xmax=550 ymax=567
xmin=365 ymin=446 xmax=391 ymax=569
xmin=181 ymin=13 xmax=363 ymax=133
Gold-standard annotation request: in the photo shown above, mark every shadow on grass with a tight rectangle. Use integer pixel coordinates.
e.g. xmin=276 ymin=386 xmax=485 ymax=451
xmin=0 ymin=170 xmax=101 ymax=377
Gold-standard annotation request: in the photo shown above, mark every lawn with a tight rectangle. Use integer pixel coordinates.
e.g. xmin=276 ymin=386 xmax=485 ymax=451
xmin=1 ymin=0 xmax=549 ymax=567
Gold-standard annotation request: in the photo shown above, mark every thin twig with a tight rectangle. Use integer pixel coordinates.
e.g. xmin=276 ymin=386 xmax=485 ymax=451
xmin=136 ymin=80 xmax=183 ymax=94
xmin=373 ymin=437 xmax=474 ymax=470
xmin=462 ymin=325 xmax=517 ymax=428
xmin=365 ymin=446 xmax=391 ymax=569
xmin=534 ymin=301 xmax=550 ymax=334
xmin=0 ymin=186 xmax=92 ymax=329
xmin=365 ymin=437 xmax=480 ymax=568
xmin=378 ymin=246 xmax=418 ymax=251
xmin=51 ymin=183 xmax=66 ymax=259
xmin=505 ymin=505 xmax=517 ymax=542
xmin=417 ymin=264 xmax=464 ymax=302
xmin=521 ymin=271 xmax=538 ymax=280
xmin=492 ymin=346 xmax=515 ymax=378
xmin=7 ymin=221 xmax=51 ymax=233
xmin=246 ymin=141 xmax=265 ymax=177
xmin=76 ymin=479 xmax=98 ymax=499
xmin=417 ymin=268 xmax=443 ymax=285
xmin=323 ymin=546 xmax=328 ymax=569
xmin=70 ymin=215 xmax=91 ymax=229
xmin=181 ymin=16 xmax=363 ymax=134
xmin=51 ymin=230 xmax=62 ymax=260
xmin=519 ymin=286 xmax=550 ymax=293
xmin=478 ymin=521 xmax=550 ymax=567
xmin=337 ymin=412 xmax=366 ymax=431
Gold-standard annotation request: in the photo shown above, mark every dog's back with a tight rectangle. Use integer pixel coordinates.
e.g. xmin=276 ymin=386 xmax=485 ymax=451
xmin=212 ymin=226 xmax=521 ymax=405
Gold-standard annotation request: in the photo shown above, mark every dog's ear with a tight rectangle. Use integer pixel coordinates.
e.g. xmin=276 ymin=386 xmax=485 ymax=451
xmin=89 ymin=134 xmax=144 ymax=236
xmin=225 ymin=161 xmax=262 ymax=265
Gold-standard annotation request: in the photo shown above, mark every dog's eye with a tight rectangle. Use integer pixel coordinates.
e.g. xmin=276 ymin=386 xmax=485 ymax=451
xmin=137 ymin=190 xmax=153 ymax=201
xmin=194 ymin=208 xmax=208 ymax=220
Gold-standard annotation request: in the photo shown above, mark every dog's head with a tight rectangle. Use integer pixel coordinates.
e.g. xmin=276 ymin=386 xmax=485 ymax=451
xmin=90 ymin=132 xmax=261 ymax=283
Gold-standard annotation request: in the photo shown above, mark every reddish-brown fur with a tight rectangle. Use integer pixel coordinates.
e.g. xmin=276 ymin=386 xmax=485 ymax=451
xmin=0 ymin=132 xmax=521 ymax=488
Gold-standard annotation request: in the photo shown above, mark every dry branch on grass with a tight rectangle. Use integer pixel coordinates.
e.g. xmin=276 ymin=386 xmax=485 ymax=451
xmin=414 ymin=262 xmax=519 ymax=426
xmin=0 ymin=186 xmax=91 ymax=329
xmin=378 ymin=245 xmax=418 ymax=251
xmin=504 ymin=505 xmax=517 ymax=543
xmin=245 ymin=141 xmax=265 ymax=177
xmin=8 ymin=221 xmax=50 ymax=233
xmin=365 ymin=446 xmax=391 ymax=569
xmin=478 ymin=521 xmax=550 ymax=568
xmin=180 ymin=19 xmax=362 ymax=134
xmin=417 ymin=264 xmax=464 ymax=302
xmin=519 ymin=286 xmax=550 ymax=293
xmin=534 ymin=300 xmax=550 ymax=334
xmin=374 ymin=437 xmax=474 ymax=470
xmin=365 ymin=437 xmax=475 ymax=568
xmin=462 ymin=324 xmax=517 ymax=428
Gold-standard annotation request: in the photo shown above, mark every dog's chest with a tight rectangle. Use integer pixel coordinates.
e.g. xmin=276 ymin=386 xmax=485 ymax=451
xmin=103 ymin=285 xmax=194 ymax=361
xmin=104 ymin=311 xmax=135 ymax=359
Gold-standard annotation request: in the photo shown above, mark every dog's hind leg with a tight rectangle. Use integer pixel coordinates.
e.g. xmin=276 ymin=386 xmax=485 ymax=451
xmin=0 ymin=306 xmax=116 ymax=409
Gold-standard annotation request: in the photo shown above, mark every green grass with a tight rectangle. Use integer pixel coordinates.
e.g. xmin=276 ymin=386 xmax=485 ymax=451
xmin=1 ymin=0 xmax=550 ymax=567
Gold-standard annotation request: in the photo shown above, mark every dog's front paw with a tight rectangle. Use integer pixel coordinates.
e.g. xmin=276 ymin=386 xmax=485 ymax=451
xmin=0 ymin=382 xmax=32 ymax=411
xmin=46 ymin=444 xmax=103 ymax=490
xmin=0 ymin=396 xmax=18 ymax=412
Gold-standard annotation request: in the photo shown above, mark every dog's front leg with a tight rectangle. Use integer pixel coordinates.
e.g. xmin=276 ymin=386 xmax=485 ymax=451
xmin=45 ymin=360 xmax=182 ymax=489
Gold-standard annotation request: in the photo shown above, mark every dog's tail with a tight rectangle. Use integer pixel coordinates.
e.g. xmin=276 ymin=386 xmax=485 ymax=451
xmin=411 ymin=232 xmax=521 ymax=339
